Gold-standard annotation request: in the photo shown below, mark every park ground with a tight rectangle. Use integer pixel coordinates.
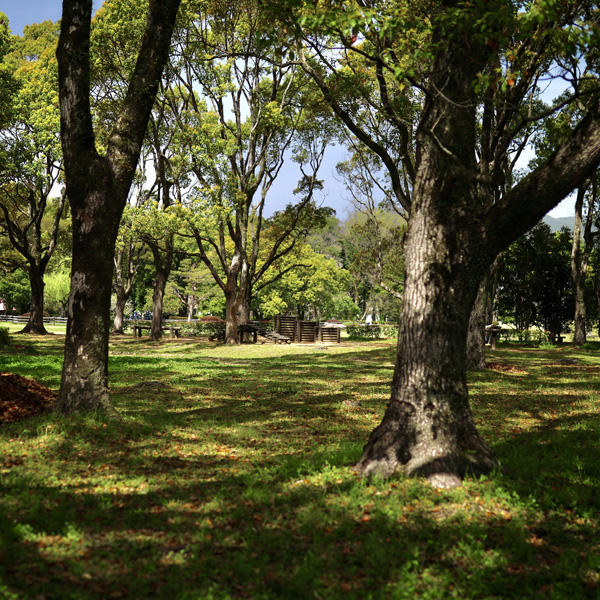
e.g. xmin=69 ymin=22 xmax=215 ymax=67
xmin=1 ymin=326 xmax=600 ymax=599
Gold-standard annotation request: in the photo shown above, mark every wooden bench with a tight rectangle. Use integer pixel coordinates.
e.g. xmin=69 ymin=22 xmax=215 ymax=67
xmin=132 ymin=323 xmax=181 ymax=339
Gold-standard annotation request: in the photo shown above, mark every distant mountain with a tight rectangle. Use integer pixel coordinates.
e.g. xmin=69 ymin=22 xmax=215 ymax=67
xmin=543 ymin=215 xmax=575 ymax=232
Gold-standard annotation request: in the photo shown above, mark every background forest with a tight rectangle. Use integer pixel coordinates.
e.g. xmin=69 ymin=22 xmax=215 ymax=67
xmin=1 ymin=1 xmax=599 ymax=346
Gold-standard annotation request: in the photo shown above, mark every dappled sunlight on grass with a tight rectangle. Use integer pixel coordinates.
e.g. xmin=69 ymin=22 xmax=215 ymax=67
xmin=1 ymin=337 xmax=600 ymax=597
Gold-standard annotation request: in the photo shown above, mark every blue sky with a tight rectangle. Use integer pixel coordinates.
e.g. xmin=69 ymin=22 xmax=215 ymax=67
xmin=0 ymin=1 xmax=104 ymax=36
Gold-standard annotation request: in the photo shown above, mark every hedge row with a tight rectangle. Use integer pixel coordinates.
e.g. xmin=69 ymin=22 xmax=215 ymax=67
xmin=345 ymin=323 xmax=398 ymax=339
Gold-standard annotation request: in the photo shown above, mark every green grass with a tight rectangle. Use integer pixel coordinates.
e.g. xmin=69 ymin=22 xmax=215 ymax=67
xmin=1 ymin=334 xmax=600 ymax=598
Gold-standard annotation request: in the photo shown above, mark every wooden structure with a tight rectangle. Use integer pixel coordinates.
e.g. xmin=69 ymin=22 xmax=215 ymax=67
xmin=274 ymin=316 xmax=297 ymax=341
xmin=273 ymin=315 xmax=341 ymax=343
xmin=319 ymin=326 xmax=341 ymax=343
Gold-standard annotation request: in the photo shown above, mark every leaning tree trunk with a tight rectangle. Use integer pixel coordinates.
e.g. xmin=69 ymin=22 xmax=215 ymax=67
xmin=20 ymin=265 xmax=48 ymax=335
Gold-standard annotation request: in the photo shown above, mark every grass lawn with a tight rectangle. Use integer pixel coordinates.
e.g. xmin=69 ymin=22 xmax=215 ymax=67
xmin=1 ymin=331 xmax=600 ymax=599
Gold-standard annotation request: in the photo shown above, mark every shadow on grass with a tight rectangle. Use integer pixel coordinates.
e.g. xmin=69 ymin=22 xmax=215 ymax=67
xmin=3 ymin=448 xmax=596 ymax=599
xmin=2 ymin=341 xmax=600 ymax=597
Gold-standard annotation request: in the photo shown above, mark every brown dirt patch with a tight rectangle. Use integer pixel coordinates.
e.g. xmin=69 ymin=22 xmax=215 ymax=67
xmin=0 ymin=373 xmax=56 ymax=424
xmin=485 ymin=362 xmax=528 ymax=374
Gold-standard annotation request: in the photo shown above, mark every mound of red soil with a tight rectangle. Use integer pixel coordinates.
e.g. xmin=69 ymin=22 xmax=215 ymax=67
xmin=0 ymin=373 xmax=56 ymax=424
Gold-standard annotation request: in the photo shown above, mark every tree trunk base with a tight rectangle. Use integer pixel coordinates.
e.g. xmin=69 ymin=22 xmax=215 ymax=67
xmin=355 ymin=401 xmax=497 ymax=488
xmin=55 ymin=389 xmax=121 ymax=420
xmin=18 ymin=323 xmax=48 ymax=335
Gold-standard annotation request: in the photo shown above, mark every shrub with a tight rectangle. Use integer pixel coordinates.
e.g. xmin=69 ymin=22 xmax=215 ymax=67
xmin=188 ymin=321 xmax=226 ymax=338
xmin=0 ymin=327 xmax=9 ymax=348
xmin=345 ymin=323 xmax=398 ymax=340
xmin=346 ymin=324 xmax=382 ymax=339
xmin=378 ymin=324 xmax=398 ymax=338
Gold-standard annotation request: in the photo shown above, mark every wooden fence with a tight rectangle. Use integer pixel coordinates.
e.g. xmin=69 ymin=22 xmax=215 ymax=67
xmin=0 ymin=315 xmax=68 ymax=325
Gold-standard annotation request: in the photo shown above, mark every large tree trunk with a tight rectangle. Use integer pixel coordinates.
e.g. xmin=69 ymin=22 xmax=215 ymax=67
xmin=55 ymin=0 xmax=181 ymax=414
xmin=571 ymin=187 xmax=587 ymax=346
xmin=356 ymin=210 xmax=497 ymax=488
xmin=356 ymin=14 xmax=498 ymax=487
xmin=20 ymin=265 xmax=48 ymax=335
xmin=224 ymin=288 xmax=246 ymax=344
xmin=354 ymin=11 xmax=600 ymax=486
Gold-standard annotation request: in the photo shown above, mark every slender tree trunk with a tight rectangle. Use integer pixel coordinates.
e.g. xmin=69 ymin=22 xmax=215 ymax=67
xmin=20 ymin=265 xmax=48 ymax=335
xmin=112 ymin=242 xmax=140 ymax=334
xmin=149 ymin=235 xmax=173 ymax=341
xmin=186 ymin=293 xmax=197 ymax=321
xmin=571 ymin=187 xmax=587 ymax=346
xmin=151 ymin=268 xmax=168 ymax=340
xmin=466 ymin=266 xmax=497 ymax=369
xmin=466 ymin=279 xmax=487 ymax=369
xmin=113 ymin=288 xmax=127 ymax=334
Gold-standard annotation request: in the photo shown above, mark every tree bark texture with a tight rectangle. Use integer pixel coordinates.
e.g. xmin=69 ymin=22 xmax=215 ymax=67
xmin=55 ymin=0 xmax=181 ymax=413
xmin=356 ymin=7 xmax=600 ymax=487
xmin=58 ymin=177 xmax=121 ymax=414
xmin=356 ymin=21 xmax=497 ymax=487
xmin=466 ymin=277 xmax=489 ymax=370
xmin=20 ymin=266 xmax=48 ymax=335
xmin=571 ymin=187 xmax=587 ymax=345
xmin=224 ymin=286 xmax=248 ymax=345
xmin=149 ymin=235 xmax=174 ymax=341
xmin=356 ymin=211 xmax=497 ymax=488
xmin=466 ymin=261 xmax=498 ymax=369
